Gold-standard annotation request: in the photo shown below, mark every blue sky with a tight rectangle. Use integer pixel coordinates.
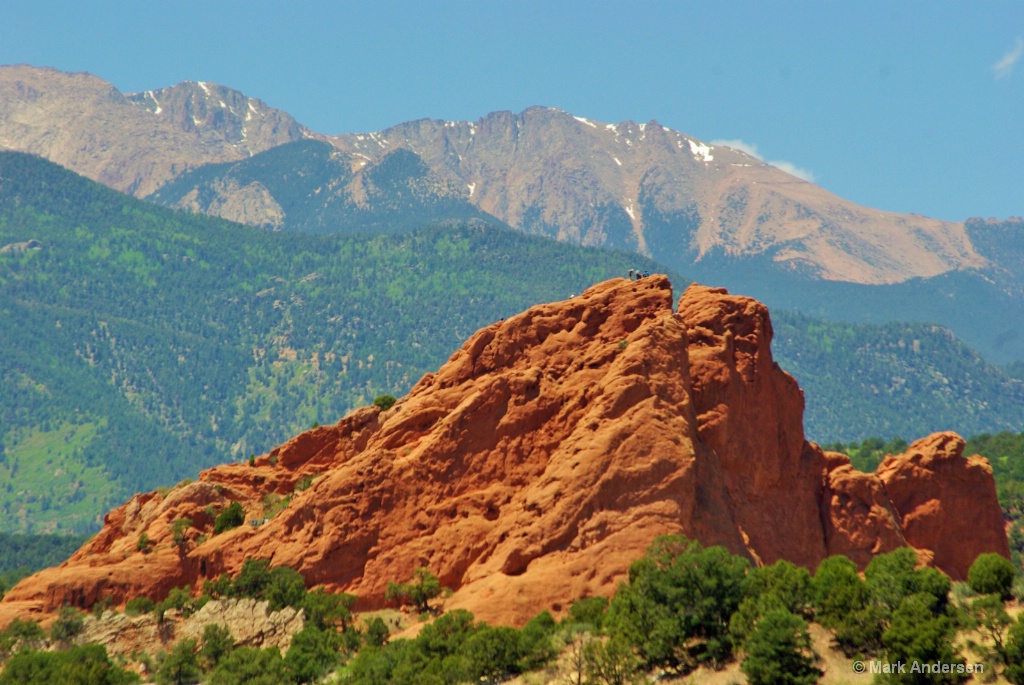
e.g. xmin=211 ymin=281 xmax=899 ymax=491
xmin=0 ymin=1 xmax=1021 ymax=222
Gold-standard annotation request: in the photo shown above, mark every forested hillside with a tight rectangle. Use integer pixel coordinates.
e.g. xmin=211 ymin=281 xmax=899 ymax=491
xmin=773 ymin=312 xmax=1024 ymax=441
xmin=0 ymin=152 xmax=665 ymax=533
xmin=148 ymin=140 xmax=494 ymax=233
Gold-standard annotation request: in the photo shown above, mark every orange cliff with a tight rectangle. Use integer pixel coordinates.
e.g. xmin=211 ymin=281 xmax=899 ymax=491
xmin=0 ymin=277 xmax=1009 ymax=627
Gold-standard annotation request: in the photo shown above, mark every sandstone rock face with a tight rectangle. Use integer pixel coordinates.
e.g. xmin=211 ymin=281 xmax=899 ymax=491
xmin=2 ymin=277 xmax=1008 ymax=627
xmin=876 ymin=432 xmax=1010 ymax=578
xmin=74 ymin=598 xmax=303 ymax=664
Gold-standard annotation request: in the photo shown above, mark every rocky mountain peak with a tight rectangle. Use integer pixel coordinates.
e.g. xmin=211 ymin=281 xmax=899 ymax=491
xmin=125 ymin=80 xmax=307 ymax=152
xmin=0 ymin=65 xmax=312 ymax=196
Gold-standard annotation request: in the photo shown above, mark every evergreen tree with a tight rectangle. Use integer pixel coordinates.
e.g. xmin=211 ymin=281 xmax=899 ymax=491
xmin=741 ymin=609 xmax=821 ymax=685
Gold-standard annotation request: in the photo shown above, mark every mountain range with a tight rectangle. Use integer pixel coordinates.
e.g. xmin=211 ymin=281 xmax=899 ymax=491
xmin=2 ymin=65 xmax=1021 ymax=362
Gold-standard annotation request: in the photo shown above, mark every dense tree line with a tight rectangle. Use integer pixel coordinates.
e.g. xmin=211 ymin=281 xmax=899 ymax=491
xmin=0 ymin=532 xmax=89 ymax=596
xmin=5 ymin=539 xmax=1024 ymax=684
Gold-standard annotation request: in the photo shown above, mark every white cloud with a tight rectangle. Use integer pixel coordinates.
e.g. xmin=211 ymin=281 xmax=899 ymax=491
xmin=993 ymin=36 xmax=1024 ymax=79
xmin=711 ymin=138 xmax=760 ymax=158
xmin=710 ymin=138 xmax=816 ymax=182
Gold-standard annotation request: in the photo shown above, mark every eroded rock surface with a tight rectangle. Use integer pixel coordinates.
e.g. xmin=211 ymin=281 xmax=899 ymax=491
xmin=2 ymin=277 xmax=1008 ymax=627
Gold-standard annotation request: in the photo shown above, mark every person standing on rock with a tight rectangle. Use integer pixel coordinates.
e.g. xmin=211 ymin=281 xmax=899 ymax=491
xmin=628 ymin=269 xmax=635 ymax=280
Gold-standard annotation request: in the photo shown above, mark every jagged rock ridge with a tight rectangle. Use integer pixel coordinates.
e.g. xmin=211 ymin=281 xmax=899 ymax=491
xmin=0 ymin=277 xmax=1006 ymax=627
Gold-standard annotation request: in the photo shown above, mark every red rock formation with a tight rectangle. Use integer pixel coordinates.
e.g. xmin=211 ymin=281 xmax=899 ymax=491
xmin=1 ymin=277 xmax=1008 ymax=627
xmin=876 ymin=432 xmax=1009 ymax=578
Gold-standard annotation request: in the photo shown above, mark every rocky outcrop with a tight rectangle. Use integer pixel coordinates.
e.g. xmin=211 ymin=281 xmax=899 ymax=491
xmin=1 ymin=277 xmax=1008 ymax=627
xmin=876 ymin=432 xmax=1009 ymax=578
xmin=71 ymin=598 xmax=303 ymax=665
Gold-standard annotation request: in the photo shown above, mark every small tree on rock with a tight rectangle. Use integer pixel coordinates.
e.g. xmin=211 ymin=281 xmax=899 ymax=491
xmin=385 ymin=567 xmax=443 ymax=614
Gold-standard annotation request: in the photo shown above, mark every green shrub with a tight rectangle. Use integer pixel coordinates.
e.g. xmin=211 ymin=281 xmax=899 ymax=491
xmin=265 ymin=566 xmax=306 ymax=612
xmin=0 ymin=618 xmax=45 ymax=656
xmin=605 ymin=535 xmax=749 ymax=669
xmin=969 ymin=552 xmax=1016 ymax=600
xmin=124 ymin=596 xmax=155 ymax=616
xmin=364 ymin=617 xmax=389 ymax=648
xmin=213 ymin=501 xmax=245 ymax=534
xmin=584 ymin=634 xmax=645 ymax=685
xmin=155 ymin=586 xmax=197 ymax=622
xmin=284 ymin=626 xmax=344 ymax=683
xmin=564 ymin=596 xmax=608 ymax=630
xmin=156 ymin=638 xmax=201 ymax=685
xmin=1005 ymin=616 xmax=1024 ymax=684
xmin=50 ymin=605 xmax=85 ymax=644
xmin=0 ymin=644 xmax=139 ymax=684
xmin=881 ymin=594 xmax=964 ymax=684
xmin=200 ymin=623 xmax=235 ymax=671
xmin=201 ymin=573 xmax=231 ymax=600
xmin=812 ymin=554 xmax=878 ymax=654
xmin=373 ymin=395 xmax=397 ymax=411
xmin=518 ymin=610 xmax=558 ymax=671
xmin=302 ymin=588 xmax=356 ymax=631
xmin=385 ymin=567 xmax=442 ymax=614
xmin=231 ymin=559 xmax=272 ymax=599
xmin=741 ymin=609 xmax=821 ymax=685
xmin=172 ymin=518 xmax=193 ymax=550
xmin=208 ymin=646 xmax=287 ymax=685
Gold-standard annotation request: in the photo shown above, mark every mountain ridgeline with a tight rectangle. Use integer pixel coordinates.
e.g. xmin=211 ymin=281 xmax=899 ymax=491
xmin=147 ymin=110 xmax=1024 ymax=365
xmin=148 ymin=140 xmax=494 ymax=234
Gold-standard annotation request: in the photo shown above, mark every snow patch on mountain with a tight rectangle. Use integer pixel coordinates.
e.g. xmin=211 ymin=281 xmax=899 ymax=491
xmin=688 ymin=139 xmax=714 ymax=162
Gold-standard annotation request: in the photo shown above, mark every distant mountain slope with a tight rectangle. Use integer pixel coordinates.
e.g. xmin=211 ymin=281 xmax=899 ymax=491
xmin=772 ymin=311 xmax=1024 ymax=441
xmin=148 ymin=139 xmax=496 ymax=232
xmin=327 ymin=107 xmax=985 ymax=285
xmin=966 ymin=216 xmax=1024 ymax=298
xmin=3 ymin=66 xmax=1020 ymax=362
xmin=0 ymin=66 xmax=984 ymax=285
xmin=0 ymin=65 xmax=313 ymax=196
xmin=685 ymin=251 xmax=1024 ymax=365
xmin=146 ymin=112 xmax=1024 ymax=362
